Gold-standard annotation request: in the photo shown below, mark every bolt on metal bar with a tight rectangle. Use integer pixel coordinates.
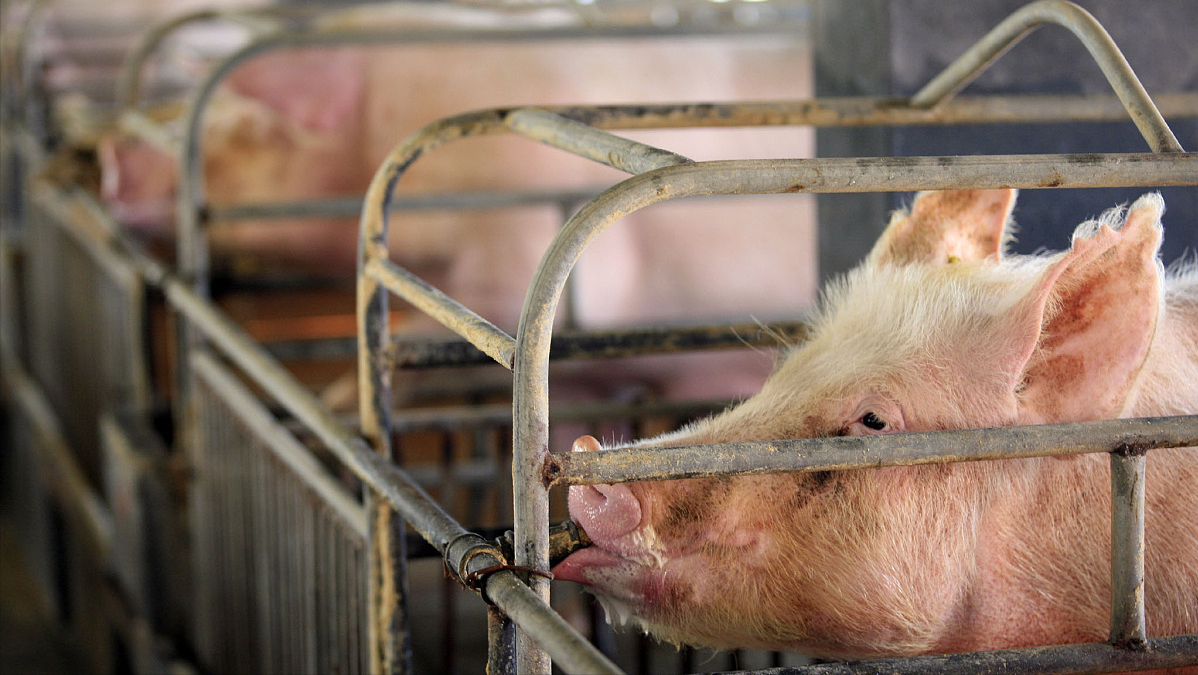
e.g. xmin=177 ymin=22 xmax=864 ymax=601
xmin=365 ymin=257 xmax=516 ymax=369
xmin=1109 ymin=448 xmax=1147 ymax=648
xmin=910 ymin=0 xmax=1182 ymax=153
xmin=546 ymin=416 xmax=1198 ymax=487
xmin=506 ymin=107 xmax=693 ymax=174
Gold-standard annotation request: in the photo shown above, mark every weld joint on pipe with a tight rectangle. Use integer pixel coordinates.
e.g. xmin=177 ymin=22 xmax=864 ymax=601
xmin=539 ymin=453 xmax=563 ymax=488
xmin=1113 ymin=441 xmax=1150 ymax=457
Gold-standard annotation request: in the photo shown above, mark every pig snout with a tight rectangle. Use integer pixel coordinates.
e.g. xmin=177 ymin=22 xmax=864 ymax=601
xmin=565 ymin=436 xmax=643 ymax=544
xmin=568 ymin=483 xmax=641 ymax=544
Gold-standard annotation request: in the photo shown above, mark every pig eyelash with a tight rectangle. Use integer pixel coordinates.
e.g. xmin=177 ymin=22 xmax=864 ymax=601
xmin=861 ymin=412 xmax=888 ymax=431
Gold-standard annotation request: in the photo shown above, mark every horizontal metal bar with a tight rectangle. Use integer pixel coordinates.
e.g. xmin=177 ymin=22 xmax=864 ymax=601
xmin=364 ymin=258 xmax=515 ymax=369
xmin=545 ymin=416 xmax=1198 ymax=487
xmin=207 ymin=186 xmax=603 ymax=223
xmin=544 ymin=92 xmax=1198 ymax=131
xmin=729 ymin=634 xmax=1198 ymax=675
xmin=388 ymin=398 xmax=725 ymax=434
xmin=910 ymin=1 xmax=1182 ymax=152
xmin=393 ymin=320 xmax=809 ymax=369
xmin=604 ymin=152 xmax=1198 ymax=200
xmin=262 ymin=336 xmax=358 ymax=362
xmin=506 ymin=107 xmax=692 ymax=175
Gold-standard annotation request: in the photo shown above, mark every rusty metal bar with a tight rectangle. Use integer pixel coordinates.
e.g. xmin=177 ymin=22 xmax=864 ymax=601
xmin=910 ymin=1 xmax=1182 ymax=153
xmin=391 ymin=320 xmax=810 ymax=369
xmin=726 ymin=635 xmax=1197 ymax=675
xmin=545 ymin=416 xmax=1198 ymax=487
xmin=1109 ymin=448 xmax=1147 ymax=648
xmin=548 ymin=92 xmax=1198 ymax=131
xmin=365 ymin=257 xmax=516 ymax=369
xmin=506 ymin=107 xmax=693 ymax=174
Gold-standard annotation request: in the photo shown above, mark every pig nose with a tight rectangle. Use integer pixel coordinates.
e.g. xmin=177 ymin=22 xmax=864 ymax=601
xmin=572 ymin=435 xmax=602 ymax=453
xmin=568 ymin=483 xmax=642 ymax=543
xmin=568 ymin=434 xmax=643 ymax=541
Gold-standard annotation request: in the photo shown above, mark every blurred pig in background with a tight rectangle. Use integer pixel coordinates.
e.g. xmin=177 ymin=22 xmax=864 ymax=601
xmin=556 ymin=189 xmax=1198 ymax=658
xmin=96 ymin=4 xmax=819 ymax=402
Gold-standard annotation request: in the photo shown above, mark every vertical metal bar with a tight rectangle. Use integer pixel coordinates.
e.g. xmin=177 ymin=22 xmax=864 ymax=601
xmin=309 ymin=491 xmax=323 ymax=675
xmin=487 ymin=605 xmax=516 ymax=675
xmin=1109 ymin=447 xmax=1147 ymax=648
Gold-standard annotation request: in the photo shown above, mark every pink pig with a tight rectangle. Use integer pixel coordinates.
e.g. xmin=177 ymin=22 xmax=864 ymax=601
xmin=554 ymin=189 xmax=1198 ymax=660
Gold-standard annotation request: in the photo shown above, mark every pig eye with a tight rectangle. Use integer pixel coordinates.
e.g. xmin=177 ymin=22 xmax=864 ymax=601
xmin=861 ymin=412 xmax=888 ymax=431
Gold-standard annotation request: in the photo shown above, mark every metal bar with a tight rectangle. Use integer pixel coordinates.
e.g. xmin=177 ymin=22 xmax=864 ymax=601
xmin=391 ymin=320 xmax=810 ymax=369
xmin=1109 ymin=447 xmax=1147 ymax=648
xmin=552 ymin=91 xmax=1198 ymax=131
xmin=114 ymin=7 xmax=279 ymax=112
xmin=0 ymin=354 xmax=114 ymax=559
xmin=207 ymin=187 xmax=605 ymax=222
xmin=127 ymin=89 xmax=1198 ymax=224
xmin=487 ymin=606 xmax=516 ymax=675
xmin=506 ymin=107 xmax=692 ymax=174
xmin=116 ymin=110 xmax=178 ymax=155
xmin=191 ymin=352 xmax=367 ymax=538
xmin=157 ymin=274 xmax=619 ymax=673
xmin=366 ymin=257 xmax=516 ymax=369
xmin=909 ymin=0 xmax=1182 ymax=153
xmin=387 ymin=399 xmax=723 ymax=435
xmin=726 ymin=635 xmax=1198 ymax=675
xmin=508 ymin=148 xmax=1194 ymax=672
xmin=546 ymin=416 xmax=1198 ymax=487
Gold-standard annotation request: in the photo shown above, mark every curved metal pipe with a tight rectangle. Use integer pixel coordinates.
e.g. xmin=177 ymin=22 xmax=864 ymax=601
xmin=910 ymin=0 xmax=1182 ymax=152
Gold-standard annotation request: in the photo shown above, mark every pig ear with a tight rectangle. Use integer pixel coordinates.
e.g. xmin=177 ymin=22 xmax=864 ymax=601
xmin=868 ymin=189 xmax=1016 ymax=267
xmin=1008 ymin=194 xmax=1165 ymax=423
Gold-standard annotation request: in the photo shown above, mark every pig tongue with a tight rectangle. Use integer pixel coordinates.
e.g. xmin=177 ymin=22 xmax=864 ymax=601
xmin=569 ymin=483 xmax=642 ymax=543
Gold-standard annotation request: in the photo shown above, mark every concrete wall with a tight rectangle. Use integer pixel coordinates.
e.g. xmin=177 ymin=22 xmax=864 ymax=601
xmin=815 ymin=0 xmax=1197 ymax=276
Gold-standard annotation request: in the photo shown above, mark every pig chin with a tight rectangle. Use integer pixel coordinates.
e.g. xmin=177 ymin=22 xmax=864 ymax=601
xmin=553 ymin=521 xmax=673 ymax=610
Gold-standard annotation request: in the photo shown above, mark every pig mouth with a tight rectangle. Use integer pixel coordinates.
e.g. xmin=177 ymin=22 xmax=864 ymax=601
xmin=551 ymin=535 xmax=678 ymax=617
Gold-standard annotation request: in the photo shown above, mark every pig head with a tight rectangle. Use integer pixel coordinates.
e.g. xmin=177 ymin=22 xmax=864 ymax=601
xmin=555 ymin=189 xmax=1198 ymax=658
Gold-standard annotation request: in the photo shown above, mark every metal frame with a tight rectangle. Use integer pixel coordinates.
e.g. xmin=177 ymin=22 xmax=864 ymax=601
xmin=109 ymin=5 xmax=815 ymax=673
xmin=2 ymin=1 xmax=1195 ymax=674
xmin=356 ymin=2 xmax=1197 ymax=674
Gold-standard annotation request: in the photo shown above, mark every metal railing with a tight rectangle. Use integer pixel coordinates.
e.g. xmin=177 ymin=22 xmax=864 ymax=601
xmin=1 ymin=1 xmax=1195 ymax=674
xmin=355 ymin=2 xmax=1197 ymax=674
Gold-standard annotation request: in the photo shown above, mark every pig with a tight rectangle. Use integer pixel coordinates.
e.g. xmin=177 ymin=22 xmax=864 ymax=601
xmin=97 ymin=33 xmax=818 ymax=402
xmin=554 ymin=189 xmax=1198 ymax=660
